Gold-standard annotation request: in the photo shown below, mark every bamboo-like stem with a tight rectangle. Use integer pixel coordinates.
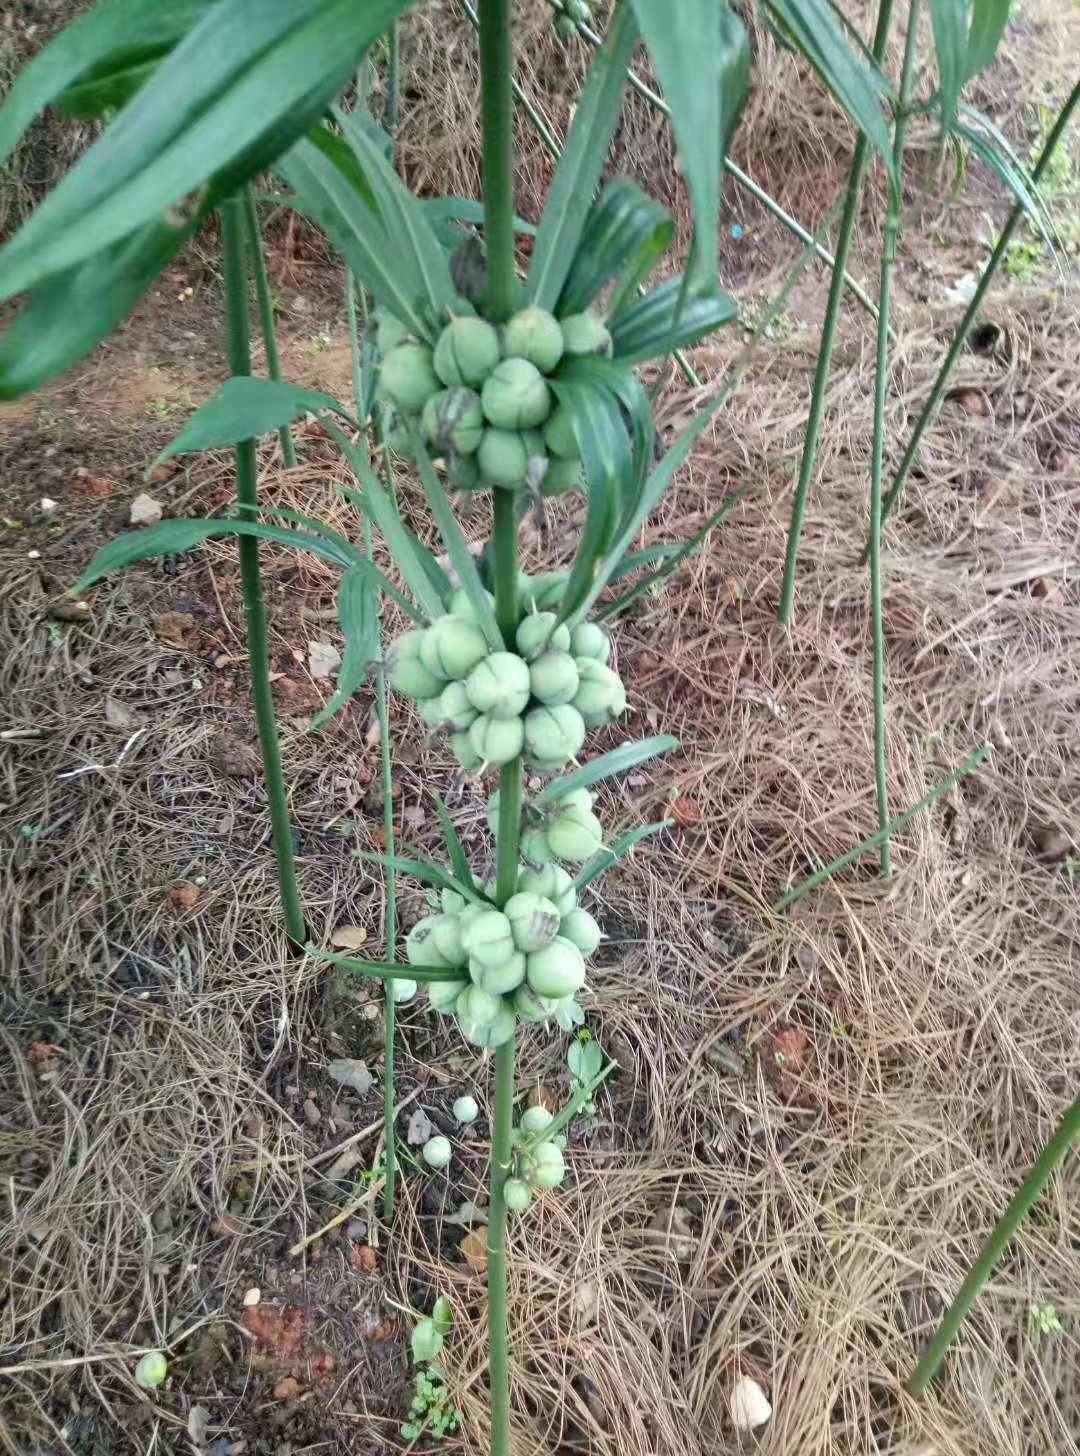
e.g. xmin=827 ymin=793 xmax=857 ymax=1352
xmin=868 ymin=0 xmax=921 ymax=875
xmin=879 ymin=78 xmax=1080 ymax=530
xmin=220 ymin=197 xmax=306 ymax=947
xmin=242 ymin=188 xmax=296 ymax=469
xmin=777 ymin=0 xmax=897 ymax=627
xmin=478 ymin=0 xmax=517 ymax=321
xmin=487 ymin=1037 xmax=516 ymax=1456
xmin=908 ymin=1092 xmax=1080 ymax=1396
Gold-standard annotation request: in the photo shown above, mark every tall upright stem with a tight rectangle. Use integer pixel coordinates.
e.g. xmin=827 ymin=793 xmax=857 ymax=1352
xmin=776 ymin=0 xmax=896 ymax=628
xmin=220 ymin=197 xmax=306 ymax=947
xmin=880 ymin=78 xmax=1080 ymax=529
xmin=868 ymin=0 xmax=921 ymax=875
xmin=242 ymin=188 xmax=297 ymax=469
xmin=386 ymin=22 xmax=401 ymax=132
xmin=909 ymin=1092 xmax=1080 ymax=1395
xmin=478 ymin=0 xmax=517 ymax=320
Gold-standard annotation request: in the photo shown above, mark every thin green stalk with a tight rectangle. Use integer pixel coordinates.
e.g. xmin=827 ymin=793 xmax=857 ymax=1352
xmin=478 ymin=0 xmax=517 ymax=321
xmin=487 ymin=1038 xmax=516 ymax=1456
xmin=242 ymin=188 xmax=296 ymax=469
xmin=346 ymin=268 xmax=399 ymax=1220
xmin=220 ymin=196 xmax=306 ymax=947
xmin=880 ymin=78 xmax=1080 ymax=529
xmin=777 ymin=0 xmax=897 ymax=627
xmin=776 ymin=746 xmax=988 ymax=911
xmin=386 ymin=22 xmax=400 ymax=132
xmin=868 ymin=0 xmax=921 ymax=875
xmin=908 ymin=1092 xmax=1080 ymax=1396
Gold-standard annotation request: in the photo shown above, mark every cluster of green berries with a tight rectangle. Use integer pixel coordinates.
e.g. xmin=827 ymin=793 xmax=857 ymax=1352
xmin=376 ymin=303 xmax=612 ymax=495
xmin=554 ymin=0 xmax=593 ymax=40
xmin=503 ymin=1105 xmax=569 ymax=1213
xmin=389 ymin=581 xmax=625 ymax=775
xmin=403 ymin=866 xmax=601 ymax=1049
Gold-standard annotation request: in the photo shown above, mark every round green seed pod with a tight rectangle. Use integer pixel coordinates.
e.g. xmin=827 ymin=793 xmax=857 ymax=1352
xmin=523 ymin=704 xmax=586 ymax=766
xmin=376 ymin=311 xmax=410 ymax=355
xmin=504 ymin=891 xmax=561 ymax=953
xmin=573 ymin=658 xmax=624 ymax=717
xmin=520 ymin=825 xmax=554 ymax=865
xmin=389 ymin=629 xmax=443 ymax=700
xmin=477 ymin=427 xmax=529 ymax=489
xmin=470 ymin=951 xmax=526 ymax=995
xmin=526 ymin=936 xmax=586 ymax=997
xmin=134 ymin=1352 xmax=168 ymax=1391
xmin=454 ymin=1094 xmax=480 ymax=1123
xmin=546 ymin=804 xmax=604 ymax=862
xmin=466 ymin=652 xmax=530 ymax=718
xmin=504 ymin=306 xmax=565 ymax=374
xmin=527 ymin=1139 xmax=566 ymax=1188
xmin=525 ymin=572 xmax=569 ymax=611
xmin=458 ymin=1002 xmax=517 ymax=1048
xmin=442 ymin=888 xmax=467 ymax=915
xmin=559 ymin=906 xmax=602 ymax=955
xmin=521 ymin=1105 xmax=555 ymax=1134
xmin=451 ymin=730 xmax=484 ymax=772
xmin=567 ymin=0 xmax=592 ymax=20
xmin=515 ymin=611 xmax=571 ymax=662
xmin=381 ymin=342 xmax=440 ymax=412
xmin=389 ymin=977 xmax=418 ymax=1004
xmin=420 ymin=615 xmax=489 ymax=681
xmin=529 ymin=650 xmax=580 ymax=706
xmin=554 ymin=11 xmax=577 ymax=38
xmin=456 ymin=983 xmax=502 ymax=1025
xmin=541 ymin=455 xmax=583 ymax=497
xmin=512 ymin=983 xmax=560 ymax=1022
xmin=581 ymin=675 xmax=627 ymax=728
xmin=448 ymin=452 xmax=482 ymax=491
xmin=521 ymin=429 xmax=550 ymax=491
xmin=518 ymin=863 xmax=577 ymax=917
xmin=462 ymin=909 xmax=516 ymax=968
xmin=438 ymin=680 xmax=478 ymax=731
xmin=504 ymin=1177 xmax=533 ymax=1212
xmin=554 ymin=786 xmax=593 ymax=816
xmin=428 ymin=977 xmax=468 ymax=1012
xmin=560 ymin=311 xmax=613 ymax=358
xmin=469 ymin=712 xmax=524 ymax=767
xmin=569 ymin=621 xmax=611 ymax=662
xmin=543 ymin=405 xmax=578 ymax=460
xmin=449 ymin=585 xmax=496 ymax=621
xmin=425 ymin=386 xmax=485 ymax=456
xmin=418 ymin=694 xmax=447 ymax=729
xmin=434 ymin=316 xmax=501 ymax=388
xmin=422 ymin=1135 xmax=452 ymax=1170
xmin=481 ymin=358 xmax=552 ymax=431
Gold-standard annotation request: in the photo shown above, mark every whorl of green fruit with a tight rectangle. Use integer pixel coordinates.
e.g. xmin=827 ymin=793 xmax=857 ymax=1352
xmin=428 ymin=977 xmax=468 ymax=1012
xmin=560 ymin=311 xmax=613 ymax=358
xmin=419 ymin=615 xmax=489 ymax=681
xmin=523 ymin=703 xmax=586 ymax=766
xmin=569 ymin=621 xmax=611 ymax=662
xmin=389 ymin=977 xmax=418 ymax=1003
xmin=449 ymin=585 xmax=495 ymax=621
xmin=503 ymin=306 xmax=565 ymax=374
xmin=519 ymin=824 xmax=555 ymax=865
xmin=389 ymin=629 xmax=443 ymax=700
xmin=470 ymin=950 xmax=527 ymax=995
xmin=477 ymin=427 xmax=530 ymax=489
xmin=526 ymin=1139 xmax=566 ymax=1188
xmin=559 ymin=907 xmax=602 ymax=956
xmin=469 ymin=712 xmax=525 ymax=766
xmin=451 ymin=729 xmax=483 ymax=772
xmin=376 ymin=311 xmax=410 ymax=355
xmin=504 ymin=891 xmax=561 ymax=953
xmin=406 ymin=912 xmax=466 ymax=968
xmin=481 ymin=358 xmax=552 ymax=431
xmin=438 ymin=679 xmax=478 ymax=731
xmin=526 ymin=936 xmax=586 ymax=997
xmin=515 ymin=611 xmax=571 ymax=662
xmin=512 ymin=983 xmax=560 ymax=1022
xmin=529 ymin=650 xmax=580 ymax=706
xmin=381 ymin=342 xmax=440 ymax=412
xmin=434 ymin=316 xmax=501 ymax=388
xmin=573 ymin=658 xmax=624 ymax=718
xmin=519 ymin=863 xmax=577 ymax=917
xmin=418 ymin=694 xmax=447 ymax=729
xmin=462 ymin=910 xmax=516 ymax=968
xmin=422 ymin=387 xmax=484 ymax=456
xmin=520 ymin=571 xmax=569 ymax=611
xmin=466 ymin=652 xmax=531 ymax=718
xmin=454 ymin=1094 xmax=480 ymax=1124
xmin=546 ymin=803 xmax=604 ymax=861
xmin=459 ymin=1000 xmax=517 ymax=1048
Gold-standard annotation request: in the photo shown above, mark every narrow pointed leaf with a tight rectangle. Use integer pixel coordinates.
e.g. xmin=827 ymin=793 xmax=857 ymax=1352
xmin=555 ymin=356 xmax=653 ymax=538
xmin=537 ymin=736 xmax=679 ymax=806
xmin=422 ymin=196 xmax=537 ymax=234
xmin=309 ymin=945 xmax=462 ymax=983
xmin=574 ymin=819 xmax=674 ymax=891
xmin=558 ymin=179 xmax=674 ymax=318
xmin=930 ymin=0 xmax=967 ymax=134
xmin=526 ymin=4 xmax=639 ymax=310
xmin=431 ymin=795 xmax=477 ymax=893
xmin=156 ymin=377 xmax=358 ymax=464
xmin=628 ymin=0 xmax=750 ymax=288
xmin=609 ymin=276 xmax=738 ymax=366
xmin=354 ymin=852 xmax=488 ymax=905
xmin=310 ymin=567 xmax=380 ymax=730
xmin=964 ymin=0 xmax=1011 ymax=80
xmin=257 ymin=506 xmax=367 ymax=567
xmin=956 ymin=107 xmax=1055 ymax=244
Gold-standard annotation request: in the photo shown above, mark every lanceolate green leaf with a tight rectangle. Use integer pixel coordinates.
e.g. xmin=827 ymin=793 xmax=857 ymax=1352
xmin=964 ymin=0 xmax=1011 ymax=80
xmin=309 ymin=945 xmax=462 ymax=983
xmin=929 ymin=0 xmax=967 ymax=134
xmin=957 ymin=106 xmax=1055 ymax=244
xmin=558 ymin=179 xmax=674 ymax=318
xmin=421 ymin=196 xmax=538 ymax=235
xmin=311 ymin=567 xmax=380 ymax=730
xmin=537 ymin=736 xmax=679 ymax=806
xmin=575 ymin=819 xmax=674 ymax=891
xmin=526 ymin=4 xmax=639 ymax=311
xmin=609 ymin=276 xmax=738 ymax=366
xmin=555 ymin=356 xmax=654 ymax=539
xmin=156 ymin=377 xmax=358 ymax=465
xmin=628 ymin=0 xmax=749 ymax=288
xmin=432 ymin=795 xmax=478 ymax=893
xmin=760 ymin=0 xmax=893 ymax=169
xmin=355 ymin=852 xmax=489 ymax=906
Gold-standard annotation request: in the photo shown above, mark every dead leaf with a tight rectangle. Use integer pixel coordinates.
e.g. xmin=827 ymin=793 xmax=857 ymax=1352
xmin=186 ymin=1404 xmax=210 ymax=1448
xmin=644 ymin=1205 xmax=696 ymax=1262
xmin=129 ymin=492 xmax=163 ymax=526
xmin=764 ymin=1026 xmax=811 ymax=1102
xmin=330 ymin=926 xmax=368 ymax=951
xmin=669 ymin=795 xmax=702 ymax=828
xmin=105 ymin=696 xmax=139 ymax=731
xmin=272 ymin=1376 xmax=302 ymax=1402
xmin=213 ymin=734 xmax=261 ymax=779
xmin=407 ymin=1108 xmax=434 ymax=1145
xmin=168 ymin=882 xmax=201 ymax=915
xmin=153 ymin=611 xmax=196 ymax=648
xmin=350 ymin=1243 xmax=377 ymax=1274
xmin=308 ymin=640 xmax=342 ymax=680
xmin=326 ymin=1058 xmax=374 ymax=1096
xmin=149 ymin=460 xmax=180 ymax=483
xmin=444 ymin=1199 xmax=488 ymax=1228
xmin=74 ymin=473 xmax=114 ymax=499
xmin=572 ymin=1278 xmax=600 ymax=1329
xmin=460 ymin=1226 xmax=488 ymax=1273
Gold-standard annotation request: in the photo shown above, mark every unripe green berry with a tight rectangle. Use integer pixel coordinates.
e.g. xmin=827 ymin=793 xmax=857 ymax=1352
xmin=581 ymin=675 xmax=627 ymax=728
xmin=573 ymin=658 xmax=624 ymax=718
xmin=504 ymin=306 xmax=565 ymax=374
xmin=462 ymin=909 xmax=516 ymax=968
xmin=456 ymin=983 xmax=502 ymax=1024
xmin=451 ymin=730 xmax=483 ymax=772
xmin=458 ymin=1001 xmax=517 ymax=1048
xmin=376 ymin=311 xmax=409 ymax=355
xmin=135 ymin=1352 xmax=168 ymax=1390
xmin=428 ymin=977 xmax=468 ymax=1012
xmin=454 ymin=1094 xmax=480 ymax=1123
xmin=520 ymin=825 xmax=555 ymax=865
xmin=523 ymin=704 xmax=586 ymax=766
xmin=527 ymin=1139 xmax=566 ymax=1188
xmin=420 ymin=615 xmax=489 ymax=681
xmin=504 ymin=891 xmax=561 ymax=952
xmin=529 ymin=650 xmax=580 ymax=706
xmin=438 ymin=680 xmax=478 ymax=731
xmin=559 ymin=906 xmax=602 ymax=955
xmin=515 ymin=611 xmax=570 ymax=661
xmin=422 ymin=387 xmax=484 ymax=456
xmin=518 ymin=863 xmax=577 ymax=916
xmin=469 ymin=712 xmax=524 ymax=767
xmin=381 ymin=343 xmax=440 ymax=412
xmin=442 ymin=888 xmax=468 ymax=915
xmin=434 ymin=317 xmax=501 ymax=388
xmin=470 ymin=951 xmax=526 ymax=994
xmin=526 ymin=936 xmax=586 ymax=997
xmin=553 ymin=786 xmax=593 ymax=816
xmin=512 ymin=983 xmax=560 ymax=1022
xmin=466 ymin=652 xmax=530 ymax=718
xmin=541 ymin=455 xmax=582 ymax=497
xmin=504 ymin=1177 xmax=533 ymax=1212
xmin=418 ymin=694 xmax=447 ymax=729
xmin=422 ymin=1135 xmax=452 ymax=1170
xmin=449 ymin=585 xmax=496 ymax=621
xmin=478 ymin=427 xmax=529 ymax=489
xmin=555 ymin=12 xmax=577 ymax=38
xmin=481 ymin=358 xmax=552 ymax=431
xmin=389 ymin=977 xmax=418 ymax=1003
xmin=521 ymin=1105 xmax=555 ymax=1134
xmin=543 ymin=406 xmax=578 ymax=460
xmin=560 ymin=311 xmax=612 ymax=358
xmin=407 ymin=912 xmax=465 ymax=968
xmin=546 ymin=804 xmax=604 ymax=862
xmin=569 ymin=621 xmax=611 ymax=662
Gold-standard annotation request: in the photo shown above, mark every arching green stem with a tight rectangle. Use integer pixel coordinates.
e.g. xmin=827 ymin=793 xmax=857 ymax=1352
xmin=242 ymin=187 xmax=296 ymax=468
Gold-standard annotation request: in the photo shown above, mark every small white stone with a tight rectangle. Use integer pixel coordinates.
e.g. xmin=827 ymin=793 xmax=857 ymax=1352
xmin=242 ymin=1287 xmax=261 ymax=1307
xmin=130 ymin=493 xmax=163 ymax=526
xmin=40 ymin=497 xmax=59 ymax=518
xmin=730 ymin=1375 xmax=772 ymax=1431
xmin=27 ymin=549 xmax=41 ymax=560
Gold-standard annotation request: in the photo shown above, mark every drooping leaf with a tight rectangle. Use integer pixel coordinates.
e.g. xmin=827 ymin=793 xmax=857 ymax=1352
xmin=554 ymin=355 xmax=654 ymax=541
xmin=929 ymin=0 xmax=967 ymax=135
xmin=308 ymin=944 xmax=462 ymax=984
xmin=537 ymin=736 xmax=679 ymax=806
xmin=421 ymin=195 xmax=538 ymax=242
xmin=310 ymin=568 xmax=380 ymax=730
xmin=526 ymin=4 xmax=639 ymax=311
xmin=354 ymin=852 xmax=489 ymax=905
xmin=628 ymin=0 xmax=749 ymax=287
xmin=574 ymin=819 xmax=674 ymax=891
xmin=609 ymin=275 xmax=738 ymax=366
xmin=964 ymin=0 xmax=1011 ymax=80
xmin=155 ymin=377 xmax=358 ymax=464
xmin=0 ymin=0 xmax=414 ymax=305
xmin=431 ymin=1295 xmax=453 ymax=1337
xmin=558 ymin=179 xmax=674 ymax=318
xmin=431 ymin=795 xmax=477 ymax=894
xmin=956 ymin=106 xmax=1055 ymax=245
xmin=759 ymin=0 xmax=892 ymax=170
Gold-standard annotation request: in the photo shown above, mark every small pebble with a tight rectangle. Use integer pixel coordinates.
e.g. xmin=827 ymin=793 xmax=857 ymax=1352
xmin=242 ymin=1287 xmax=261 ymax=1307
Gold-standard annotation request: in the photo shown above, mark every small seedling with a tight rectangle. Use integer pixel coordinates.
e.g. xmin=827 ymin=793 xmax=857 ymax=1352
xmin=1029 ymin=1303 xmax=1064 ymax=1338
xmin=403 ymin=1296 xmax=461 ymax=1442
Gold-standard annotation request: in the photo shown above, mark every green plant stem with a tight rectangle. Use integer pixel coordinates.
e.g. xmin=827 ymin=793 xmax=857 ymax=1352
xmin=868 ymin=0 xmax=921 ymax=875
xmin=478 ymin=0 xmax=517 ymax=321
xmin=242 ymin=188 xmax=296 ymax=469
xmin=776 ymin=0 xmax=896 ymax=627
xmin=776 ymin=746 xmax=988 ymax=911
xmin=220 ymin=196 xmax=306 ymax=948
xmin=908 ymin=1091 xmax=1080 ymax=1396
xmin=487 ymin=1037 xmax=516 ymax=1456
xmin=386 ymin=22 xmax=400 ymax=132
xmin=879 ymin=77 xmax=1080 ymax=530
